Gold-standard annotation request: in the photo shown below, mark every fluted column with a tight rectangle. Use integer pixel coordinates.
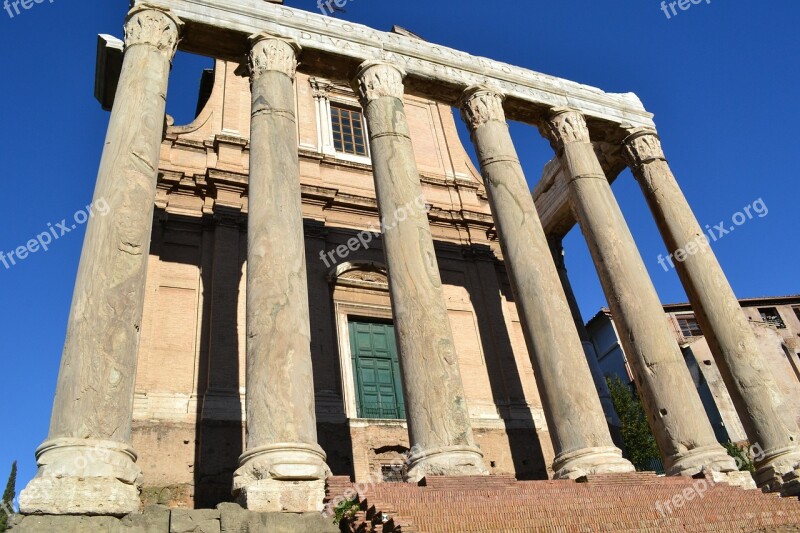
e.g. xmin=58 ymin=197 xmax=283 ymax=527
xmin=352 ymin=62 xmax=487 ymax=481
xmin=540 ymin=108 xmax=749 ymax=485
xmin=623 ymin=128 xmax=800 ymax=494
xmin=459 ymin=86 xmax=632 ymax=478
xmin=18 ymin=5 xmax=182 ymax=516
xmin=232 ymin=33 xmax=330 ymax=512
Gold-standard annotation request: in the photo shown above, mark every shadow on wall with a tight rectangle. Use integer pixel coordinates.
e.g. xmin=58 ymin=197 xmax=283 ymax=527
xmin=138 ymin=215 xmax=548 ymax=509
xmin=460 ymin=244 xmax=549 ymax=480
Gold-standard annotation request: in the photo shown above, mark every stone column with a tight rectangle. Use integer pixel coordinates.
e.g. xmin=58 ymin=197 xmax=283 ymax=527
xmin=623 ymin=128 xmax=800 ymax=494
xmin=18 ymin=5 xmax=183 ymax=516
xmin=352 ymin=62 xmax=487 ymax=481
xmin=548 ymin=240 xmax=620 ymax=430
xmin=232 ymin=34 xmax=330 ymax=512
xmin=540 ymin=108 xmax=749 ymax=485
xmin=459 ymin=86 xmax=632 ymax=479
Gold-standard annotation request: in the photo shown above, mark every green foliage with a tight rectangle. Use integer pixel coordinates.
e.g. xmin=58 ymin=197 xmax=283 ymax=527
xmin=723 ymin=441 xmax=755 ymax=473
xmin=606 ymin=376 xmax=661 ymax=471
xmin=0 ymin=461 xmax=17 ymax=532
xmin=332 ymin=496 xmax=360 ymax=526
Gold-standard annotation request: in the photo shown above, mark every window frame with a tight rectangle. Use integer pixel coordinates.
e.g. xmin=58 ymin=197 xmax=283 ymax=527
xmin=330 ymin=104 xmax=369 ymax=158
xmin=310 ymin=78 xmax=372 ymax=165
xmin=676 ymin=314 xmax=703 ymax=338
xmin=758 ymin=307 xmax=786 ymax=329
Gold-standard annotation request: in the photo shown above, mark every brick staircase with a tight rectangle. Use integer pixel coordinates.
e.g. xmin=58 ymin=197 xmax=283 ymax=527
xmin=325 ymin=473 xmax=800 ymax=532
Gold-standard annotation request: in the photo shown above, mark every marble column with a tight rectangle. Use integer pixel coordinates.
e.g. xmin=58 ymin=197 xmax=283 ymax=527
xmin=352 ymin=62 xmax=487 ymax=481
xmin=540 ymin=108 xmax=750 ymax=486
xmin=18 ymin=5 xmax=183 ymax=516
xmin=623 ymin=127 xmax=800 ymax=494
xmin=459 ymin=86 xmax=632 ymax=479
xmin=548 ymin=240 xmax=620 ymax=430
xmin=232 ymin=34 xmax=330 ymax=512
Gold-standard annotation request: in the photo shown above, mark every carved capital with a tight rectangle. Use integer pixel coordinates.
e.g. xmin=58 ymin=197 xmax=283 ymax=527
xmin=459 ymin=85 xmax=506 ymax=132
xmin=309 ymin=77 xmax=334 ymax=99
xmin=123 ymin=4 xmax=183 ymax=59
xmin=249 ymin=33 xmax=301 ymax=81
xmin=352 ymin=61 xmax=406 ymax=105
xmin=622 ymin=127 xmax=667 ymax=171
xmin=540 ymin=107 xmax=591 ymax=151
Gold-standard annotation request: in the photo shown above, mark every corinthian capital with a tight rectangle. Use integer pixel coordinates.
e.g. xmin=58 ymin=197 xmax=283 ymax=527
xmin=352 ymin=61 xmax=406 ymax=106
xmin=540 ymin=107 xmax=591 ymax=151
xmin=124 ymin=4 xmax=183 ymax=59
xmin=249 ymin=34 xmax=301 ymax=81
xmin=622 ymin=127 xmax=667 ymax=170
xmin=459 ymin=85 xmax=506 ymax=132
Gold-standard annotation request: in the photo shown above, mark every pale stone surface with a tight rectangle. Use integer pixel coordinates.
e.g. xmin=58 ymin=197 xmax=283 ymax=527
xmin=10 ymin=505 xmax=170 ymax=533
xmin=129 ymin=0 xmax=653 ymax=129
xmin=623 ymin=127 xmax=800 ymax=494
xmin=234 ymin=479 xmax=325 ymax=513
xmin=233 ymin=33 xmax=329 ymax=512
xmin=541 ymin=108 xmax=740 ymax=479
xmin=708 ymin=469 xmax=758 ymax=490
xmin=459 ymin=86 xmax=632 ymax=479
xmin=217 ymin=503 xmax=339 ymax=532
xmin=9 ymin=505 xmax=339 ymax=533
xmin=170 ymin=509 xmax=220 ymax=533
xmin=550 ymin=242 xmax=620 ymax=428
xmin=353 ymin=61 xmax=487 ymax=481
xmin=19 ymin=5 xmax=182 ymax=516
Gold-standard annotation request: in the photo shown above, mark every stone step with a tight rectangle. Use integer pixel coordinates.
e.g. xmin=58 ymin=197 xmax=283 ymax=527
xmin=325 ymin=474 xmax=800 ymax=532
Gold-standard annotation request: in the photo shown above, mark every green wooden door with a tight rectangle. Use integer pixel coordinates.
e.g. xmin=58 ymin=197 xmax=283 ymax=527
xmin=349 ymin=321 xmax=405 ymax=419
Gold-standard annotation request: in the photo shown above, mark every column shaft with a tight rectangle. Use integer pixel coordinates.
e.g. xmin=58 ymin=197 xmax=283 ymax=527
xmin=459 ymin=87 xmax=632 ymax=478
xmin=19 ymin=6 xmax=182 ymax=516
xmin=232 ymin=34 xmax=329 ymax=512
xmin=541 ymin=108 xmax=745 ymax=483
xmin=549 ymin=241 xmax=620 ymax=430
xmin=623 ymin=128 xmax=800 ymax=494
xmin=353 ymin=62 xmax=487 ymax=481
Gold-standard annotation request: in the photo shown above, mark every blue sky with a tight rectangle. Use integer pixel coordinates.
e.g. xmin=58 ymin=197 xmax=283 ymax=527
xmin=1 ymin=0 xmax=798 ymax=494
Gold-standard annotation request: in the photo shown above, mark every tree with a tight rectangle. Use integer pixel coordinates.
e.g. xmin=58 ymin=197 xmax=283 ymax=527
xmin=0 ymin=461 xmax=16 ymax=532
xmin=606 ymin=376 xmax=661 ymax=471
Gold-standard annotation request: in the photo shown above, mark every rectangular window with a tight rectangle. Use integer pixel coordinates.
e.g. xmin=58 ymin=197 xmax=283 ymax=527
xmin=759 ymin=307 xmax=786 ymax=329
xmin=349 ymin=320 xmax=405 ymax=420
xmin=331 ymin=104 xmax=368 ymax=157
xmin=381 ymin=464 xmax=405 ymax=483
xmin=794 ymin=306 xmax=800 ymax=323
xmin=677 ymin=314 xmax=703 ymax=337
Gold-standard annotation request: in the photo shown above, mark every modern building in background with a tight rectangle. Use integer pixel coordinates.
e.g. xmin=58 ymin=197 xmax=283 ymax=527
xmin=589 ymin=295 xmax=800 ymax=445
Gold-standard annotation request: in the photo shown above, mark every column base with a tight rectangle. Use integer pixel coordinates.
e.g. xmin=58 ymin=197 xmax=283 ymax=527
xmin=235 ymin=479 xmax=327 ymax=513
xmin=18 ymin=438 xmax=141 ymax=516
xmin=665 ymin=444 xmax=739 ymax=478
xmin=552 ymin=446 xmax=635 ymax=480
xmin=754 ymin=447 xmax=800 ymax=496
xmin=232 ymin=442 xmax=330 ymax=512
xmin=706 ymin=469 xmax=757 ymax=490
xmin=405 ymin=445 xmax=488 ymax=483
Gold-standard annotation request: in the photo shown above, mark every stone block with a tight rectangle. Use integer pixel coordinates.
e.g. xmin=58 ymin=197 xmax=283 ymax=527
xmin=218 ymin=503 xmax=338 ymax=532
xmin=170 ymin=508 xmax=221 ymax=533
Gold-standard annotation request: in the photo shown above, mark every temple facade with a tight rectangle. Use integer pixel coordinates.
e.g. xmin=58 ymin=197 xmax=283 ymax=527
xmin=15 ymin=0 xmax=800 ymax=523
